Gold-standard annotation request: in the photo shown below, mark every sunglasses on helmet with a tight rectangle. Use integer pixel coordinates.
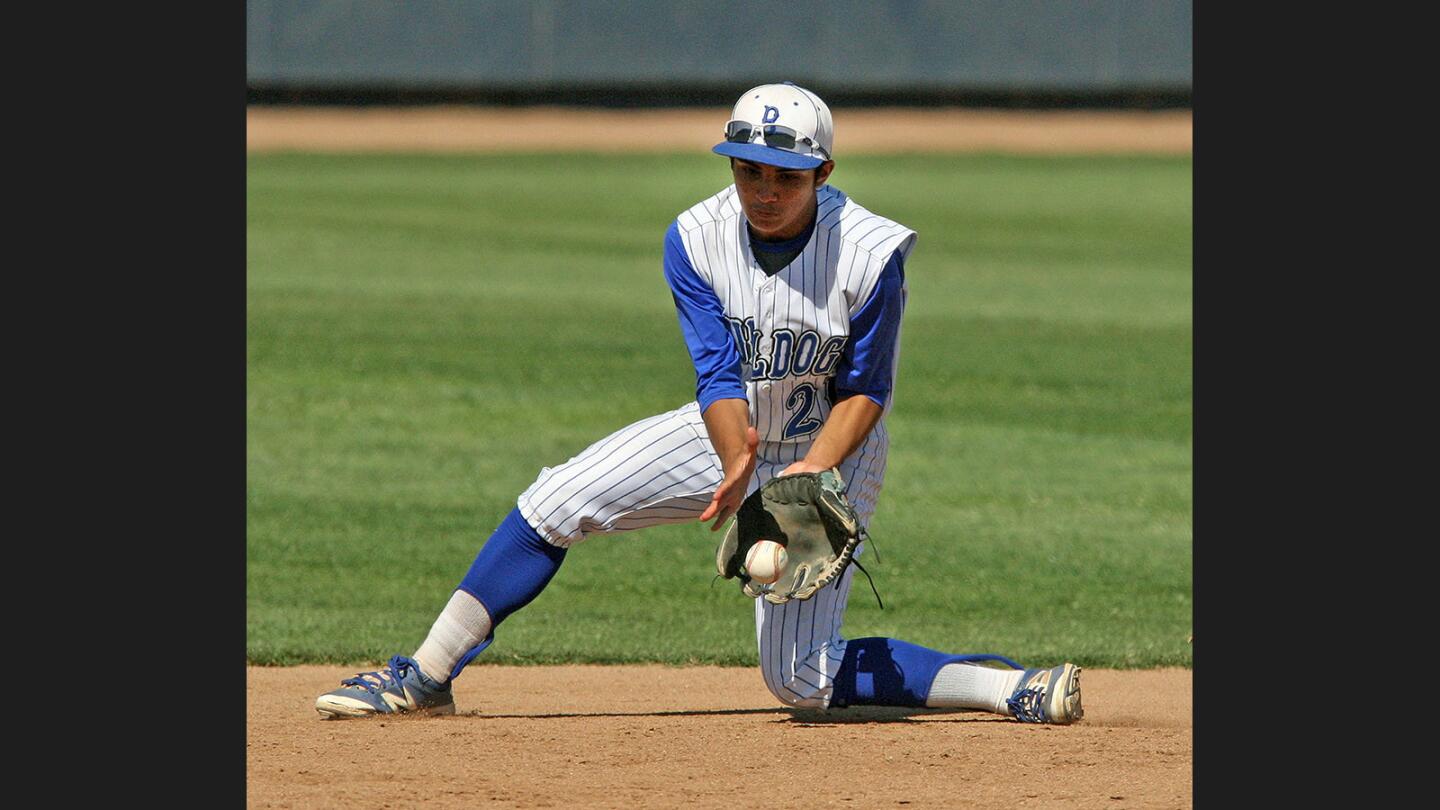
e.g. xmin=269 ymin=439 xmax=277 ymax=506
xmin=724 ymin=120 xmax=830 ymax=160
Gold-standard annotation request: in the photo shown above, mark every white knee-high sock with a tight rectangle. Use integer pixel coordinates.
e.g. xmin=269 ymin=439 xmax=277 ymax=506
xmin=412 ymin=590 xmax=493 ymax=683
xmin=925 ymin=663 xmax=1026 ymax=714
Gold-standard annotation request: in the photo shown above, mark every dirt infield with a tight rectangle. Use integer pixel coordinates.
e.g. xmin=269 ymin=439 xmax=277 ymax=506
xmin=247 ymin=665 xmax=1191 ymax=808
xmin=246 ymin=107 xmax=1191 ymax=155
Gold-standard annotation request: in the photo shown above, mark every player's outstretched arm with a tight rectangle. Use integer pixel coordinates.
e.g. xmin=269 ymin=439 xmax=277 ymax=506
xmin=698 ymin=398 xmax=759 ymax=531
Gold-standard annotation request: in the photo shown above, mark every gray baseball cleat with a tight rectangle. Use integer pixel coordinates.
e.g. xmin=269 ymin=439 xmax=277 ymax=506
xmin=315 ymin=655 xmax=455 ymax=719
xmin=1006 ymin=663 xmax=1083 ymax=724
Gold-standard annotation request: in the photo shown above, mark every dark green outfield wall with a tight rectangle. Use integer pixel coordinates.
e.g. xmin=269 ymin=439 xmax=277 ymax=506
xmin=247 ymin=0 xmax=1191 ymax=100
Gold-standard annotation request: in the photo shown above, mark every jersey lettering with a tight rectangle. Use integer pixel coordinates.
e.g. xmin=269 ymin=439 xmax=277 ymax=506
xmin=811 ymin=335 xmax=846 ymax=375
xmin=768 ymin=329 xmax=795 ymax=379
xmin=727 ymin=317 xmax=759 ymax=367
xmin=783 ymin=383 xmax=823 ymax=439
xmin=791 ymin=331 xmax=819 ymax=375
xmin=727 ymin=318 xmax=846 ymax=384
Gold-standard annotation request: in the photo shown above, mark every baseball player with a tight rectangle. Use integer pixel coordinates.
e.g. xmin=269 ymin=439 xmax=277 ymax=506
xmin=317 ymin=83 xmax=1083 ymax=724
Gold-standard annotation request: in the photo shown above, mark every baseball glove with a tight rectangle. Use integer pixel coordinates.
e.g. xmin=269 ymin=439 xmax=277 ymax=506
xmin=715 ymin=469 xmax=867 ymax=605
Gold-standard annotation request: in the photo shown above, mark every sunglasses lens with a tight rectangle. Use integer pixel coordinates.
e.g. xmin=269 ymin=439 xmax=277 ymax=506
xmin=726 ymin=122 xmax=815 ymax=154
xmin=762 ymin=126 xmax=798 ymax=150
xmin=725 ymin=121 xmax=754 ymax=143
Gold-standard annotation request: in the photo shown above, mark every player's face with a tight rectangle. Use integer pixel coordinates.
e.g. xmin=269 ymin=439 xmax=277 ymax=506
xmin=731 ymin=158 xmax=836 ymax=241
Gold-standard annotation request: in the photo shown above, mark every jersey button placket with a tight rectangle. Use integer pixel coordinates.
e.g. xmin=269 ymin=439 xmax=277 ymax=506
xmin=759 ymin=280 xmax=776 ymax=397
xmin=761 ymin=280 xmax=776 ymax=371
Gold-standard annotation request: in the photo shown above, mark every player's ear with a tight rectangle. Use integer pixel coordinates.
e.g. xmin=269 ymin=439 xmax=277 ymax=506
xmin=814 ymin=160 xmax=835 ymax=188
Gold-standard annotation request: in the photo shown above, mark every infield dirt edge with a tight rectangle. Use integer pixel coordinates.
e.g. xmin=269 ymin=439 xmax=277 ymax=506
xmin=247 ymin=106 xmax=1192 ymax=155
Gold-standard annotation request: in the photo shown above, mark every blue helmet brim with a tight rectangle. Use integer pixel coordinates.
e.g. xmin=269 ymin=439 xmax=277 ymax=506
xmin=712 ymin=142 xmax=824 ymax=170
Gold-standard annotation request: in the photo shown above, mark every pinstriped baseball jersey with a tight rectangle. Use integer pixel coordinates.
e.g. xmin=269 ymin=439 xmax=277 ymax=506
xmin=673 ymin=184 xmax=917 ymax=444
xmin=520 ymin=182 xmax=915 ymax=549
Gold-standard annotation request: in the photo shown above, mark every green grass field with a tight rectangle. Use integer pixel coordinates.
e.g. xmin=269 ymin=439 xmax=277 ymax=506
xmin=247 ymin=152 xmax=1192 ymax=669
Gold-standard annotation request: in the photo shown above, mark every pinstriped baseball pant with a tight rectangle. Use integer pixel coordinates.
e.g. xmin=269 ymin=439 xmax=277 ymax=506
xmin=517 ymin=401 xmax=888 ymax=709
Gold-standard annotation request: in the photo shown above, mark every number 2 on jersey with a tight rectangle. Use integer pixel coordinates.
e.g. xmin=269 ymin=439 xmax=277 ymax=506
xmin=783 ymin=383 xmax=823 ymax=439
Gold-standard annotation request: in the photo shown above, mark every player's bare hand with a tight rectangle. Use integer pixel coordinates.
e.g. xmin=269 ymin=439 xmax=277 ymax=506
xmin=699 ymin=426 xmax=759 ymax=531
xmin=780 ymin=460 xmax=828 ymax=477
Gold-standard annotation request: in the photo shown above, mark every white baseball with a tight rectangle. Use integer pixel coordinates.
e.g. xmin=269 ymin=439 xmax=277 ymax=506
xmin=744 ymin=540 xmax=788 ymax=585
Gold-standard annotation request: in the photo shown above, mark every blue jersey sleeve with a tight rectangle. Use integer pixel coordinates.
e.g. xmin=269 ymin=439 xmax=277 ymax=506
xmin=833 ymin=250 xmax=906 ymax=408
xmin=662 ymin=221 xmax=747 ymax=412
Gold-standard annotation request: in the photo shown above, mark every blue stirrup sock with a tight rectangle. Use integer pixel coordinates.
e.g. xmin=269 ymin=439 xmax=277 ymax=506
xmin=445 ymin=507 xmax=568 ymax=680
xmin=829 ymin=637 xmax=1023 ymax=708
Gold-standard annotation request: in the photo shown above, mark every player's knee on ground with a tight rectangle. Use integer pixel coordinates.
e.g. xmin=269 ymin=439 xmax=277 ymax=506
xmin=758 ymin=652 xmax=836 ymax=709
xmin=753 ymin=569 xmax=855 ymax=710
xmin=761 ymin=675 xmax=827 ymax=709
